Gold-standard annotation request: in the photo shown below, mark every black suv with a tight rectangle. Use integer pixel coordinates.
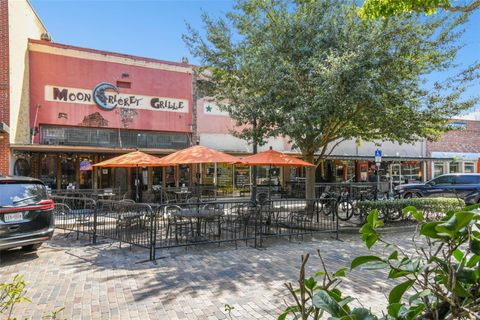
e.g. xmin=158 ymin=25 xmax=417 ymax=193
xmin=0 ymin=176 xmax=54 ymax=252
xmin=394 ymin=173 xmax=480 ymax=204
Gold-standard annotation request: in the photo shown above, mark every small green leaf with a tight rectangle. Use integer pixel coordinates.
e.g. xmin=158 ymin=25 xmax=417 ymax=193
xmin=453 ymin=248 xmax=465 ymax=262
xmin=466 ymin=254 xmax=480 ymax=268
xmin=471 ymin=236 xmax=480 ymax=255
xmin=351 ymin=256 xmax=384 ymax=269
xmin=312 ymin=290 xmax=340 ymax=316
xmin=388 ymin=268 xmax=411 ymax=279
xmin=387 ymin=302 xmax=402 ymax=317
xmin=304 ymin=277 xmax=316 ymax=290
xmin=278 ymin=306 xmax=299 ymax=320
xmin=388 ymin=250 xmax=398 ymax=260
xmin=388 ymin=279 xmax=415 ymax=304
xmin=420 ymin=221 xmax=443 ymax=239
xmin=408 ymin=289 xmax=431 ymax=305
xmin=350 ymin=307 xmax=378 ymax=320
xmin=333 ymin=267 xmax=347 ymax=278
xmin=403 ymin=206 xmax=424 ymax=220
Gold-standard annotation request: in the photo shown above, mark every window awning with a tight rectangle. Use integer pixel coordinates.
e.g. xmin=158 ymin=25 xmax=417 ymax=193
xmin=431 ymin=152 xmax=480 ymax=160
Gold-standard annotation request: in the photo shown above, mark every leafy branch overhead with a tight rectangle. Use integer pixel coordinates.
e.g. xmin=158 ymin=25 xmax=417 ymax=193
xmin=360 ymin=0 xmax=480 ymax=19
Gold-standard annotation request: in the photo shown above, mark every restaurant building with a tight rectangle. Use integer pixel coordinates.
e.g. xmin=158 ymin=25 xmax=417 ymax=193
xmin=15 ymin=39 xmax=194 ymax=196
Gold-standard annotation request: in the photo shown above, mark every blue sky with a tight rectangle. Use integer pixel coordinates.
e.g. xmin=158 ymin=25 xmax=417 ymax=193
xmin=30 ymin=0 xmax=480 ymax=111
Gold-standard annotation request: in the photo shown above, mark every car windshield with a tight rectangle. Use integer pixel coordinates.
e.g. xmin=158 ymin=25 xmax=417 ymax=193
xmin=0 ymin=182 xmax=47 ymax=207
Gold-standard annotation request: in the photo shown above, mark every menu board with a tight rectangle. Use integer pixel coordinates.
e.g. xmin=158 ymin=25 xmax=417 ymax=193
xmin=235 ymin=166 xmax=250 ymax=187
xmin=217 ymin=165 xmax=232 ymax=187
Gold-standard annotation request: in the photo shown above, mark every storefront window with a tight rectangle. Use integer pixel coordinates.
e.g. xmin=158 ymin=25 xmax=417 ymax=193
xmin=434 ymin=162 xmax=445 ymax=177
xmin=14 ymin=158 xmax=31 ymax=176
xmin=152 ymin=167 xmax=163 ymax=187
xmin=165 ymin=166 xmax=176 ymax=187
xmin=201 ymin=164 xmax=214 ymax=185
xmin=60 ymin=157 xmax=76 ymax=189
xmin=40 ymin=155 xmax=57 ymax=189
xmin=449 ymin=162 xmax=460 ymax=174
xmin=464 ymin=162 xmax=475 ymax=173
xmin=179 ymin=164 xmax=190 ymax=187
xmin=401 ymin=161 xmax=421 ymax=182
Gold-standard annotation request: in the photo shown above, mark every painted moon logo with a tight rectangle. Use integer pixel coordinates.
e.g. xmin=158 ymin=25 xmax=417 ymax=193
xmin=93 ymin=82 xmax=119 ymax=111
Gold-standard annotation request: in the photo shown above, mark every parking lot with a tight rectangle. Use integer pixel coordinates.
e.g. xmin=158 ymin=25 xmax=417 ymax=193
xmin=0 ymin=230 xmax=413 ymax=320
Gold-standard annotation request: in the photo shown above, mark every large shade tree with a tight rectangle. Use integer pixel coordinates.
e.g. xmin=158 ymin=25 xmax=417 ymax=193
xmin=184 ymin=0 xmax=478 ymax=199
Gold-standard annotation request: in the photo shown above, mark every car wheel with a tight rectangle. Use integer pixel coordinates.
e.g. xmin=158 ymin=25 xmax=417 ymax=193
xmin=22 ymin=244 xmax=42 ymax=252
xmin=404 ymin=192 xmax=420 ymax=199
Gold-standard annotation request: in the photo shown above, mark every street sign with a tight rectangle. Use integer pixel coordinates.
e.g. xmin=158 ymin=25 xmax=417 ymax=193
xmin=375 ymin=149 xmax=382 ymax=165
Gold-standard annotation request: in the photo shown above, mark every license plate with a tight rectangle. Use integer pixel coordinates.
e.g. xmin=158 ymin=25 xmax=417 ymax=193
xmin=4 ymin=212 xmax=23 ymax=223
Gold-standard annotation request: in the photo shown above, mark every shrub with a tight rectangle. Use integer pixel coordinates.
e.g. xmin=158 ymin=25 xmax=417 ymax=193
xmin=280 ymin=204 xmax=480 ymax=319
xmin=356 ymin=197 xmax=465 ymax=222
xmin=0 ymin=275 xmax=65 ymax=320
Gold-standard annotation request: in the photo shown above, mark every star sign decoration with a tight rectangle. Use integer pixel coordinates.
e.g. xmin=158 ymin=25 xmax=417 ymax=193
xmin=206 ymin=105 xmax=213 ymax=112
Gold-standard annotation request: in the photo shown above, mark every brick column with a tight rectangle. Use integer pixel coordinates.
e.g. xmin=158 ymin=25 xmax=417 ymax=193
xmin=0 ymin=0 xmax=10 ymax=176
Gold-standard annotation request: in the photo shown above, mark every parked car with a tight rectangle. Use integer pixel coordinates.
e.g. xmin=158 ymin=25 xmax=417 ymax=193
xmin=394 ymin=173 xmax=480 ymax=204
xmin=0 ymin=176 xmax=54 ymax=252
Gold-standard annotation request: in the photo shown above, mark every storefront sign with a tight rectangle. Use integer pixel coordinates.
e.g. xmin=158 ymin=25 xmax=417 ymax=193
xmin=45 ymin=85 xmax=189 ymax=113
xmin=204 ymin=103 xmax=229 ymax=116
xmin=80 ymin=160 xmax=92 ymax=171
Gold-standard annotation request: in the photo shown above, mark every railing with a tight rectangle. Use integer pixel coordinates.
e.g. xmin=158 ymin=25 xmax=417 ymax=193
xmin=286 ymin=181 xmax=391 ymax=199
xmin=52 ymin=196 xmax=339 ymax=261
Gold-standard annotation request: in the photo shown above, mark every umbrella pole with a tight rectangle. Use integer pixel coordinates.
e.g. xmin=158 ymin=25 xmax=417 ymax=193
xmin=136 ymin=165 xmax=139 ymax=202
xmin=268 ymin=165 xmax=271 ymax=202
xmin=214 ymin=162 xmax=217 ymax=199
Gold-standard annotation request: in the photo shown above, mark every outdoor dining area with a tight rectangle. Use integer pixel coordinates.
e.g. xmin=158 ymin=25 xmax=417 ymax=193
xmin=51 ymin=146 xmax=344 ymax=260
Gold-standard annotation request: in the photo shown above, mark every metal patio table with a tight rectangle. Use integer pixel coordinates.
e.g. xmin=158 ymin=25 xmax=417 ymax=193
xmin=171 ymin=208 xmax=222 ymax=242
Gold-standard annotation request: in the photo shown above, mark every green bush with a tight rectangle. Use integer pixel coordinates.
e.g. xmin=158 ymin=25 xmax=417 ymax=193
xmin=356 ymin=197 xmax=465 ymax=221
xmin=280 ymin=204 xmax=480 ymax=319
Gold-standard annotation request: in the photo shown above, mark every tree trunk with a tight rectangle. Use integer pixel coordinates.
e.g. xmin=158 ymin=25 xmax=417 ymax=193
xmin=250 ymin=141 xmax=258 ymax=203
xmin=304 ymin=152 xmax=316 ymax=199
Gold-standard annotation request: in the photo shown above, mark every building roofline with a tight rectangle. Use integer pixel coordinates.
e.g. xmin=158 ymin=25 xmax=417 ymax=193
xmin=28 ymin=39 xmax=194 ymax=69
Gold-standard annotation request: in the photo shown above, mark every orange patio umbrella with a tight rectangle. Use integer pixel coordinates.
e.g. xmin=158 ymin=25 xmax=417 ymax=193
xmin=237 ymin=148 xmax=315 ymax=201
xmin=93 ymin=150 xmax=170 ymax=202
xmin=93 ymin=150 xmax=168 ymax=168
xmin=157 ymin=145 xmax=241 ymax=191
xmin=157 ymin=145 xmax=240 ymax=165
xmin=239 ymin=149 xmax=315 ymax=167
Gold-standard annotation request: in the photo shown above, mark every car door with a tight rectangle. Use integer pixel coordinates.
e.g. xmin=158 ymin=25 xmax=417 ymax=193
xmin=425 ymin=175 xmax=455 ymax=198
xmin=453 ymin=175 xmax=480 ymax=199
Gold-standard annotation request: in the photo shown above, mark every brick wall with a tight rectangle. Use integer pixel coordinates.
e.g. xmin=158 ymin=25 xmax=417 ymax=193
xmin=0 ymin=0 xmax=10 ymax=175
xmin=427 ymin=120 xmax=480 ymax=155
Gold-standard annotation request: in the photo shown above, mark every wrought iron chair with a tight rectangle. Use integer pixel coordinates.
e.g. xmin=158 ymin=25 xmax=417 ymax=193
xmin=164 ymin=205 xmax=190 ymax=244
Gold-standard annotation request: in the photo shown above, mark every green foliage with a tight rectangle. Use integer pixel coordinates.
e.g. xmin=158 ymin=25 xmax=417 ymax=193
xmin=0 ymin=275 xmax=30 ymax=320
xmin=185 ymin=0 xmax=479 ymax=199
xmin=281 ymin=204 xmax=480 ymax=319
xmin=356 ymin=197 xmax=464 ymax=221
xmin=0 ymin=275 xmax=65 ymax=320
xmin=360 ymin=0 xmax=480 ymax=19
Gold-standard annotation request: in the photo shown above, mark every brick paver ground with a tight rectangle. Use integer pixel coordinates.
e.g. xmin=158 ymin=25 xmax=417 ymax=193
xmin=0 ymin=230 xmax=416 ymax=319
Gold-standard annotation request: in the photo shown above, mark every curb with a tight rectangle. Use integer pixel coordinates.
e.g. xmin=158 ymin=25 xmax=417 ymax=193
xmin=338 ymin=224 xmax=418 ymax=235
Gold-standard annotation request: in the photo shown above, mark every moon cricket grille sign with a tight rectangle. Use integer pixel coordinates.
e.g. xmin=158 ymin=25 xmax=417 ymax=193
xmin=44 ymin=84 xmax=189 ymax=113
